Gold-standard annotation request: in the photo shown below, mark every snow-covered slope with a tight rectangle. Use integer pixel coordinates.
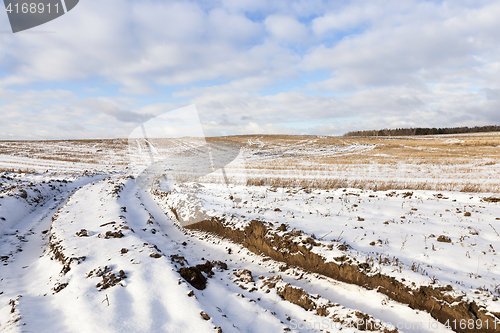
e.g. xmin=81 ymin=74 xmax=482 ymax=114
xmin=157 ymin=182 xmax=500 ymax=331
xmin=1 ymin=136 xmax=500 ymax=333
xmin=1 ymin=174 xmax=456 ymax=333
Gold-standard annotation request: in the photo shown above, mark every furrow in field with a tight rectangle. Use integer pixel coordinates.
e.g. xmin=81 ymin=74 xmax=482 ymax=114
xmin=153 ymin=182 xmax=500 ymax=333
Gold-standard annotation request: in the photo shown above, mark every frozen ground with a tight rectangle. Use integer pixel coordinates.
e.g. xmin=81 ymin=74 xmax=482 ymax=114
xmin=0 ymin=135 xmax=499 ymax=332
xmin=2 ymin=133 xmax=500 ymax=192
xmin=1 ymin=174 xmax=451 ymax=333
xmin=164 ymin=183 xmax=500 ymax=313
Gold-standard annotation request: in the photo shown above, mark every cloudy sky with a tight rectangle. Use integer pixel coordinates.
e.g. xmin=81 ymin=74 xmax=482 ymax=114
xmin=1 ymin=0 xmax=499 ymax=139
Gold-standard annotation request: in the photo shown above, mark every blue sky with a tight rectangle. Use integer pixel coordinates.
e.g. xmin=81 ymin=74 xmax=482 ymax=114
xmin=1 ymin=0 xmax=500 ymax=139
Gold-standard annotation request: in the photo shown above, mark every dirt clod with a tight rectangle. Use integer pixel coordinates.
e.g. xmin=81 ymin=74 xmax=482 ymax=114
xmin=437 ymin=235 xmax=452 ymax=243
xmin=53 ymin=282 xmax=68 ymax=293
xmin=104 ymin=230 xmax=124 ymax=239
xmin=234 ymin=269 xmax=254 ymax=283
xmin=211 ymin=260 xmax=228 ymax=271
xmin=170 ymin=254 xmax=188 ymax=266
xmin=277 ymin=283 xmax=316 ymax=311
xmin=196 ymin=261 xmax=214 ymax=277
xmin=200 ymin=311 xmax=210 ymax=320
xmin=76 ymin=229 xmax=89 ymax=237
xmin=87 ymin=265 xmax=111 ymax=278
xmin=96 ymin=270 xmax=127 ymax=290
xmin=277 ymin=224 xmax=287 ymax=231
xmin=481 ymin=196 xmax=500 ymax=203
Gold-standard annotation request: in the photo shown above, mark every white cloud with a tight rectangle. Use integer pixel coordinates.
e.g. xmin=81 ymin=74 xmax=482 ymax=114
xmin=202 ymin=120 xmax=298 ymax=136
xmin=264 ymin=15 xmax=308 ymax=43
xmin=1 ymin=0 xmax=500 ymax=139
xmin=207 ymin=9 xmax=263 ymax=43
xmin=304 ymin=1 xmax=500 ymax=92
xmin=311 ymin=2 xmax=383 ymax=35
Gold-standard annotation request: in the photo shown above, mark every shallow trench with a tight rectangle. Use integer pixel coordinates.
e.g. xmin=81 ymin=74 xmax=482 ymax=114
xmin=183 ymin=215 xmax=500 ymax=333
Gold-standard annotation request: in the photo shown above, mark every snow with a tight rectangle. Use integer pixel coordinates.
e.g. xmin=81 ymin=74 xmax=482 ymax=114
xmin=163 ymin=183 xmax=500 ymax=314
xmin=1 ymin=136 xmax=499 ymax=332
xmin=0 ymin=173 xmax=456 ymax=332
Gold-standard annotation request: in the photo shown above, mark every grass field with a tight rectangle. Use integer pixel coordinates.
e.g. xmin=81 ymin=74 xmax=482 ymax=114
xmin=1 ymin=133 xmax=499 ymax=332
xmin=2 ymin=132 xmax=499 ymax=193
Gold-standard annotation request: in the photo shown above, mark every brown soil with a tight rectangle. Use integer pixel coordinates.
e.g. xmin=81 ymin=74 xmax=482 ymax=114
xmin=53 ymin=282 xmax=68 ymax=293
xmin=196 ymin=261 xmax=215 ymax=277
xmin=104 ymin=230 xmax=124 ymax=239
xmin=170 ymin=254 xmax=188 ymax=267
xmin=437 ymin=235 xmax=452 ymax=243
xmin=233 ymin=269 xmax=254 ymax=284
xmin=252 ymin=274 xmax=395 ymax=332
xmin=185 ymin=217 xmax=499 ymax=333
xmin=96 ymin=270 xmax=127 ymax=290
xmin=481 ymin=196 xmax=500 ymax=203
xmin=75 ymin=229 xmax=89 ymax=237
xmin=179 ymin=266 xmax=207 ymax=290
xmin=48 ymin=229 xmax=86 ymax=275
xmin=277 ymin=283 xmax=316 ymax=312
xmin=87 ymin=266 xmax=127 ymax=290
xmin=87 ymin=266 xmax=111 ymax=278
xmin=200 ymin=311 xmax=210 ymax=320
xmin=178 ymin=260 xmax=227 ymax=290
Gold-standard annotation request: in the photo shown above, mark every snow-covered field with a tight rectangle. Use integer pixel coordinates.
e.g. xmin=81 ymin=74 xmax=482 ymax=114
xmin=0 ymin=135 xmax=499 ymax=332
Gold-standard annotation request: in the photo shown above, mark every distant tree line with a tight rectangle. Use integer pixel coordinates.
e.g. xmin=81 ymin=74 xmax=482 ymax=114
xmin=344 ymin=125 xmax=500 ymax=137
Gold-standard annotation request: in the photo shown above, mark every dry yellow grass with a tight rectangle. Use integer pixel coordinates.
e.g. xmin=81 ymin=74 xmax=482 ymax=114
xmin=230 ymin=134 xmax=500 ymax=167
xmin=1 ymin=133 xmax=499 ymax=192
xmin=0 ymin=139 xmax=129 ymax=164
xmin=218 ymin=133 xmax=500 ymax=193
xmin=244 ymin=177 xmax=499 ymax=193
